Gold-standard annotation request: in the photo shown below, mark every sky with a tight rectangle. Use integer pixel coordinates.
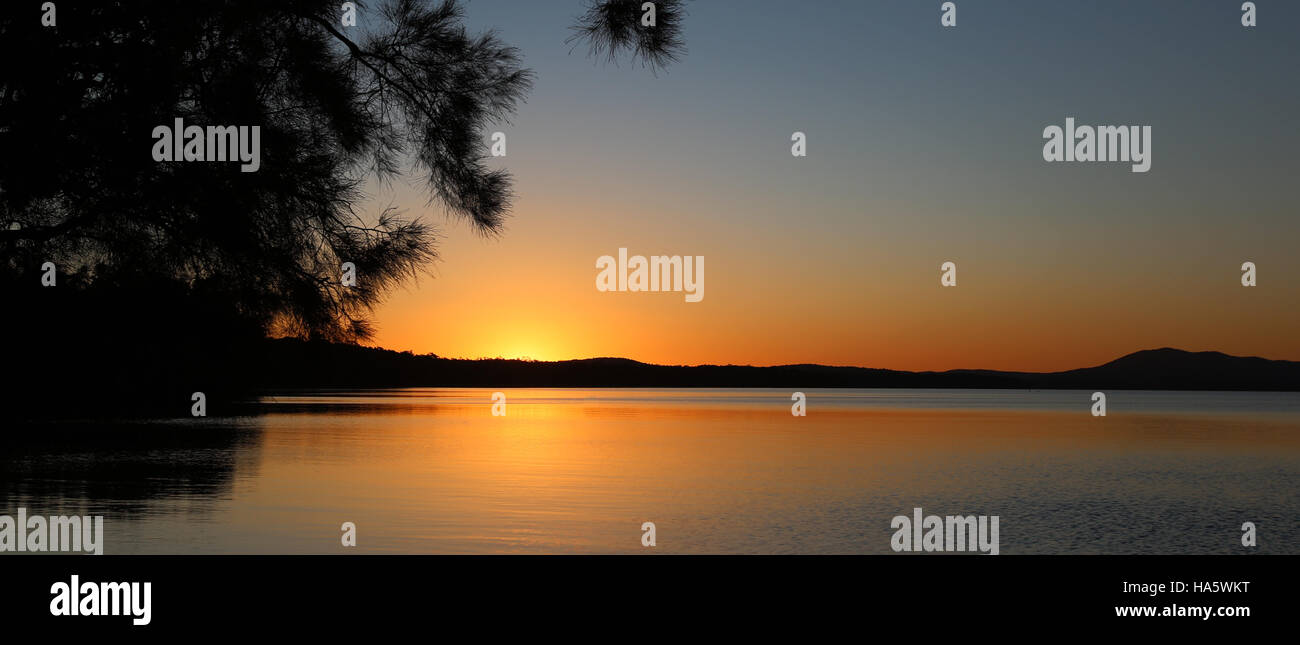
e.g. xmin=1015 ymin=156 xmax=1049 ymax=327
xmin=361 ymin=0 xmax=1299 ymax=372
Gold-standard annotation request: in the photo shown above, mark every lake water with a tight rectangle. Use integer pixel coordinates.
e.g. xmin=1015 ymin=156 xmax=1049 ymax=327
xmin=4 ymin=389 xmax=1299 ymax=554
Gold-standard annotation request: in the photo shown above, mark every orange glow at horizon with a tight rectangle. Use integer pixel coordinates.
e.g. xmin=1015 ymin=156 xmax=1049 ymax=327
xmin=366 ymin=196 xmax=1300 ymax=374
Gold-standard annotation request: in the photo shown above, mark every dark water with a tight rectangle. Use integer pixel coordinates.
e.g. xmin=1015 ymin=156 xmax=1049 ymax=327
xmin=3 ymin=389 xmax=1298 ymax=554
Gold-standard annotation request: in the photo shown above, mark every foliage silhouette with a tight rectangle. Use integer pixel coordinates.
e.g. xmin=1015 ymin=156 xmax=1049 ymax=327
xmin=1 ymin=0 xmax=531 ymax=344
xmin=568 ymin=0 xmax=687 ymax=73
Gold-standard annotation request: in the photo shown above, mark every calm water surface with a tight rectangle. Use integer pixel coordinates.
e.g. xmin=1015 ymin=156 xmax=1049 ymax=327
xmin=4 ymin=389 xmax=1299 ymax=554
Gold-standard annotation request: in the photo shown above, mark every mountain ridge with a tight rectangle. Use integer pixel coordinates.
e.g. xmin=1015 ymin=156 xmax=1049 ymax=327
xmin=254 ymin=340 xmax=1300 ymax=391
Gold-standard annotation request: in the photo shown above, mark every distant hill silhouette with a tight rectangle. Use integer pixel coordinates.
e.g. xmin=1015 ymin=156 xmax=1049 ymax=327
xmin=255 ymin=341 xmax=1300 ymax=392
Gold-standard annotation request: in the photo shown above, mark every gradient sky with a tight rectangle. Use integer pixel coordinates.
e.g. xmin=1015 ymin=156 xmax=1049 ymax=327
xmin=361 ymin=0 xmax=1299 ymax=371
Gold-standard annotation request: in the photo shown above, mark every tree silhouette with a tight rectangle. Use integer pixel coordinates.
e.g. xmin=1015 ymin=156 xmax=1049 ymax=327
xmin=0 ymin=0 xmax=685 ymax=416
xmin=1 ymin=0 xmax=531 ymax=343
